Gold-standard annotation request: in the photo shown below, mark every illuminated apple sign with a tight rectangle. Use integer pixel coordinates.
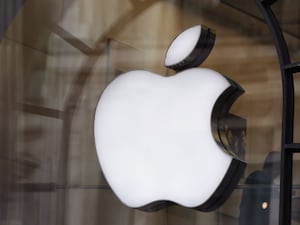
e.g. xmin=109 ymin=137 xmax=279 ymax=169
xmin=94 ymin=25 xmax=246 ymax=211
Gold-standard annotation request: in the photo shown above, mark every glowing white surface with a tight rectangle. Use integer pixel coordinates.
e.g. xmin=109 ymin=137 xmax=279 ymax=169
xmin=165 ymin=25 xmax=201 ymax=67
xmin=94 ymin=68 xmax=233 ymax=208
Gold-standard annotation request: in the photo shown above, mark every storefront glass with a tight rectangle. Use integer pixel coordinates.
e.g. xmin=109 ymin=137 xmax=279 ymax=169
xmin=0 ymin=0 xmax=299 ymax=224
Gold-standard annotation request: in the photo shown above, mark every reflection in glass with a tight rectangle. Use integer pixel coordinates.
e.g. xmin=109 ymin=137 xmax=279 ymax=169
xmin=239 ymin=152 xmax=280 ymax=225
xmin=1 ymin=0 xmax=299 ymax=224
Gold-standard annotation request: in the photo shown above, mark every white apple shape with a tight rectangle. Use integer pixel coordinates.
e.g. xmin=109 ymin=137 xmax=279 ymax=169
xmin=94 ymin=68 xmax=246 ymax=211
xmin=94 ymin=24 xmax=246 ymax=211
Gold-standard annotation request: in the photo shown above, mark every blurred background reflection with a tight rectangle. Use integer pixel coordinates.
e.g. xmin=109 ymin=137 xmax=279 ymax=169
xmin=0 ymin=0 xmax=300 ymax=224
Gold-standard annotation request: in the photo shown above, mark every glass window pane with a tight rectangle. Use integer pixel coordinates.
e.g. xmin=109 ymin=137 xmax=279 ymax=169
xmin=1 ymin=0 xmax=300 ymax=224
xmin=294 ymin=73 xmax=300 ymax=143
xmin=292 ymin=154 xmax=300 ymax=225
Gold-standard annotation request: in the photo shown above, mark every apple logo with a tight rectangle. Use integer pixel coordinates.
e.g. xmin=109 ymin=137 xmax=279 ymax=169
xmin=94 ymin=25 xmax=246 ymax=211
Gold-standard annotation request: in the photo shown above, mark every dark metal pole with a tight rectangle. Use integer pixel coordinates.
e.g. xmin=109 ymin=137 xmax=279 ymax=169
xmin=255 ymin=1 xmax=297 ymax=225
